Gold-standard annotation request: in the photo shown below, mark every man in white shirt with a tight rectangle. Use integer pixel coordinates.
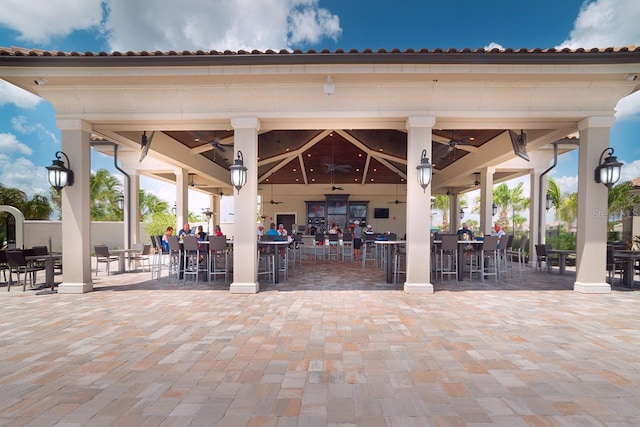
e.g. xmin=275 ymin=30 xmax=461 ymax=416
xmin=491 ymin=223 xmax=505 ymax=238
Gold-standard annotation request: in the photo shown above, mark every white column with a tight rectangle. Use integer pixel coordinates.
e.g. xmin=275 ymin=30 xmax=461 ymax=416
xmin=405 ymin=116 xmax=436 ymax=294
xmin=574 ymin=116 xmax=615 ymax=294
xmin=175 ymin=168 xmax=189 ymax=230
xmin=125 ymin=172 xmax=140 ymax=247
xmin=529 ymin=169 xmax=544 ymax=265
xmin=450 ymin=194 xmax=460 ymax=233
xmin=57 ymin=119 xmax=93 ymax=293
xmin=230 ymin=117 xmax=260 ymax=293
xmin=479 ymin=167 xmax=495 ymax=235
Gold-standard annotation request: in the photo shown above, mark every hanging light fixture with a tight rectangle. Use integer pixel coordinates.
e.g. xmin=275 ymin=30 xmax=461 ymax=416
xmin=230 ymin=150 xmax=248 ymax=194
xmin=594 ymin=147 xmax=623 ymax=189
xmin=492 ymin=202 xmax=497 ymax=216
xmin=416 ymin=149 xmax=433 ymax=192
xmin=459 ymin=208 xmax=465 ymax=221
xmin=545 ymin=193 xmax=553 ymax=211
xmin=117 ymin=191 xmax=125 ymax=211
xmin=46 ymin=151 xmax=74 ymax=191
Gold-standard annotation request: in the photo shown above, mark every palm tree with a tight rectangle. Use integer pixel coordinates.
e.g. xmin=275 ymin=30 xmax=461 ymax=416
xmin=547 ymin=177 xmax=562 ymax=211
xmin=608 ymin=181 xmax=640 ymax=220
xmin=25 ymin=194 xmax=53 ymax=219
xmin=139 ymin=190 xmax=170 ymax=219
xmin=492 ymin=182 xmax=529 ymax=232
xmin=90 ymin=169 xmax=122 ymax=221
xmin=432 ymin=194 xmax=450 ymax=231
xmin=556 ymin=192 xmax=578 ymax=231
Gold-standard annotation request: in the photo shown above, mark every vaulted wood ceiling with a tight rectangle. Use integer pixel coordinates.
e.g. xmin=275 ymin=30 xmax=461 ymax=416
xmin=165 ymin=128 xmax=503 ymax=187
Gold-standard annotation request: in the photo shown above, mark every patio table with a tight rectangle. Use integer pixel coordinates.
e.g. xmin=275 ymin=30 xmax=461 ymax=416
xmin=547 ymin=249 xmax=576 ymax=275
xmin=613 ymin=251 xmax=640 ymax=287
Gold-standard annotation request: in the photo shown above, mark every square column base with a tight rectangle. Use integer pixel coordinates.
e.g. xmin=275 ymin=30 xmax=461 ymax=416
xmin=58 ymin=282 xmax=93 ymax=294
xmin=230 ymin=282 xmax=260 ymax=294
xmin=404 ymin=282 xmax=434 ymax=294
xmin=574 ymin=281 xmax=611 ymax=294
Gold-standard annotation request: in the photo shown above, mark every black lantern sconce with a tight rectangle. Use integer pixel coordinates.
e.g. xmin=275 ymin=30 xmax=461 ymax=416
xmin=230 ymin=151 xmax=248 ymax=194
xmin=491 ymin=202 xmax=498 ymax=216
xmin=46 ymin=151 xmax=74 ymax=191
xmin=594 ymin=147 xmax=623 ymax=189
xmin=171 ymin=203 xmax=177 ymax=216
xmin=459 ymin=208 xmax=465 ymax=221
xmin=117 ymin=191 xmax=125 ymax=211
xmin=416 ymin=149 xmax=433 ymax=192
xmin=545 ymin=193 xmax=553 ymax=211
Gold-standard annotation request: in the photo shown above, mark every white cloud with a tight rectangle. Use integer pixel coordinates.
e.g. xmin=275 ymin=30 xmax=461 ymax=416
xmin=11 ymin=115 xmax=59 ymax=144
xmin=615 ymin=91 xmax=640 ymax=119
xmin=0 ymin=132 xmax=33 ymax=155
xmin=0 ymin=156 xmax=49 ymax=197
xmin=104 ymin=0 xmax=341 ymax=52
xmin=0 ymin=80 xmax=41 ymax=108
xmin=620 ymin=158 xmax=640 ymax=182
xmin=484 ymin=42 xmax=503 ymax=50
xmin=554 ymin=175 xmax=579 ymax=194
xmin=556 ymin=0 xmax=640 ymax=49
xmin=0 ymin=0 xmax=103 ymax=44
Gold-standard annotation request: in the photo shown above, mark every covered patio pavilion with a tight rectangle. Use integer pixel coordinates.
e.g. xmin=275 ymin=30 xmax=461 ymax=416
xmin=1 ymin=46 xmax=639 ymax=294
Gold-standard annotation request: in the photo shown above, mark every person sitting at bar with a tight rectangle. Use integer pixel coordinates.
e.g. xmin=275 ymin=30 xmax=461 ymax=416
xmin=457 ymin=223 xmax=474 ymax=241
xmin=161 ymin=226 xmax=173 ymax=252
xmin=196 ymin=225 xmax=207 ymax=240
xmin=267 ymin=223 xmax=279 ymax=236
xmin=213 ymin=225 xmax=223 ymax=237
xmin=491 ymin=223 xmax=505 ymax=238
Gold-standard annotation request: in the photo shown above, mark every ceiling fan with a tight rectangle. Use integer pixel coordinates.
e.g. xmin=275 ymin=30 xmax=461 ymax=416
xmin=209 ymin=135 xmax=232 ymax=153
xmin=323 ymin=138 xmax=351 ymax=190
xmin=262 ymin=178 xmax=283 ymax=204
xmin=188 ymin=173 xmax=208 ymax=188
xmin=440 ymin=130 xmax=474 ymax=160
xmin=389 ymin=174 xmax=407 ymax=204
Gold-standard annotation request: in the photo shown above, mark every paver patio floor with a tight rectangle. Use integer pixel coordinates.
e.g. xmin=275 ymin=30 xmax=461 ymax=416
xmin=1 ymin=259 xmax=638 ymax=426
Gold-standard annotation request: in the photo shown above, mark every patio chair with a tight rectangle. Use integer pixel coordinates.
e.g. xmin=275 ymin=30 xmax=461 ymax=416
xmin=208 ymin=235 xmax=229 ymax=283
xmin=341 ymin=232 xmax=354 ymax=262
xmin=94 ymin=245 xmax=118 ymax=276
xmin=535 ymin=244 xmax=550 ymax=273
xmin=606 ymin=245 xmax=624 ymax=285
xmin=182 ymin=235 xmax=206 ymax=284
xmin=0 ymin=250 xmax=9 ymax=283
xmin=130 ymin=244 xmax=151 ymax=272
xmin=6 ymin=250 xmax=41 ymax=292
xmin=436 ymin=234 xmax=458 ymax=281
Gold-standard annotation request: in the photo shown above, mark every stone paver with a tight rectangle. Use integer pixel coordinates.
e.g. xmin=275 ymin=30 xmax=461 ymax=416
xmin=0 ymin=259 xmax=638 ymax=426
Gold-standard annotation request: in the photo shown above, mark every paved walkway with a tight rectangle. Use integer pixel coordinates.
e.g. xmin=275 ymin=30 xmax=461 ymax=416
xmin=1 ymin=260 xmax=638 ymax=426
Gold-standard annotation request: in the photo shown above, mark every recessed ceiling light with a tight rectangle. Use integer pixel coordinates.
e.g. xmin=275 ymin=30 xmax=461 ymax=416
xmin=307 ymin=154 xmax=312 ymax=157
xmin=266 ymin=178 xmax=269 ymax=182
xmin=194 ymin=138 xmax=200 ymax=142
xmin=358 ymin=153 xmax=362 ymax=157
xmin=310 ymin=168 xmax=314 ymax=172
xmin=370 ymin=178 xmax=374 ymax=182
xmin=311 ymin=178 xmax=315 ymax=182
xmin=373 ymin=168 xmax=377 ymax=172
xmin=379 ymin=148 xmax=383 ymax=152
xmin=355 ymin=168 xmax=360 ymax=172
xmin=295 ymin=178 xmax=299 ymax=182
xmin=292 ymin=168 xmax=297 ymax=172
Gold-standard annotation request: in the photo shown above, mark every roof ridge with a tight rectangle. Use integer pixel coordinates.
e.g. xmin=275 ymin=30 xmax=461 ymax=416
xmin=1 ymin=45 xmax=639 ymax=57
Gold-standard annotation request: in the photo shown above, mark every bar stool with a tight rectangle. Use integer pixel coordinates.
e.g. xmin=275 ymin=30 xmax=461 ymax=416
xmin=182 ymin=235 xmax=205 ymax=283
xmin=436 ymin=234 xmax=458 ymax=281
xmin=342 ymin=232 xmax=354 ymax=261
xmin=327 ymin=233 xmax=340 ymax=260
xmin=208 ymin=235 xmax=229 ymax=283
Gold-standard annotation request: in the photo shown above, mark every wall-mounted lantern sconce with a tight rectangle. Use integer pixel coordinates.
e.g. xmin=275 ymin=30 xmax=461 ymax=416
xmin=491 ymin=202 xmax=498 ymax=216
xmin=171 ymin=203 xmax=177 ymax=216
xmin=459 ymin=208 xmax=465 ymax=221
xmin=230 ymin=151 xmax=248 ymax=194
xmin=594 ymin=147 xmax=623 ymax=189
xmin=545 ymin=193 xmax=553 ymax=211
xmin=46 ymin=151 xmax=74 ymax=191
xmin=117 ymin=191 xmax=125 ymax=211
xmin=474 ymin=172 xmax=480 ymax=186
xmin=416 ymin=149 xmax=433 ymax=192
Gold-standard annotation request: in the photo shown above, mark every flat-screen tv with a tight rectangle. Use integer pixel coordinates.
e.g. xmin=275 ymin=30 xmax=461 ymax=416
xmin=374 ymin=208 xmax=389 ymax=219
xmin=509 ymin=129 xmax=529 ymax=161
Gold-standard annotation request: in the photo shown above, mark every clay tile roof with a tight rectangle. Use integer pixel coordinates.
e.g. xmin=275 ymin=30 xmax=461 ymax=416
xmin=632 ymin=177 xmax=640 ymax=188
xmin=1 ymin=45 xmax=639 ymax=64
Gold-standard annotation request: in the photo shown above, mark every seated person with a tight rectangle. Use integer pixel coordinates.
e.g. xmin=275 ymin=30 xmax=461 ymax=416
xmin=328 ymin=223 xmax=340 ymax=235
xmin=213 ymin=224 xmax=223 ymax=237
xmin=178 ymin=223 xmax=191 ymax=238
xmin=364 ymin=224 xmax=375 ymax=236
xmin=277 ymin=224 xmax=288 ymax=236
xmin=196 ymin=225 xmax=207 ymax=241
xmin=491 ymin=223 xmax=505 ymax=238
xmin=457 ymin=223 xmax=474 ymax=240
xmin=161 ymin=226 xmax=173 ymax=252
xmin=267 ymin=223 xmax=279 ymax=236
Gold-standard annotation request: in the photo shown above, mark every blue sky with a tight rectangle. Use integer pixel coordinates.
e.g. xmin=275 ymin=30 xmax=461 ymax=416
xmin=0 ymin=0 xmax=639 ymax=221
